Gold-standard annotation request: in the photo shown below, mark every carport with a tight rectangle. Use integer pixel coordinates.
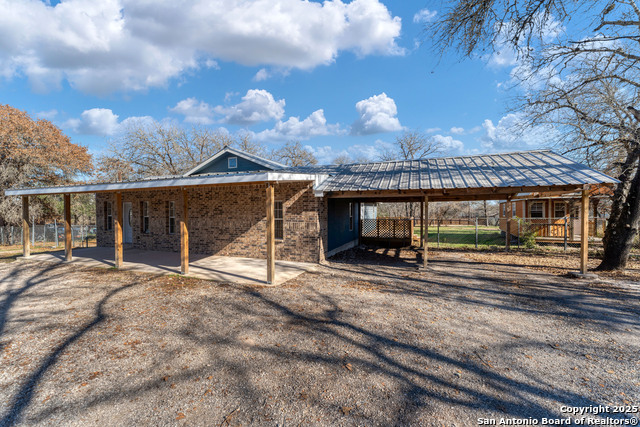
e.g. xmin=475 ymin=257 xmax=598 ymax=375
xmin=315 ymin=150 xmax=619 ymax=274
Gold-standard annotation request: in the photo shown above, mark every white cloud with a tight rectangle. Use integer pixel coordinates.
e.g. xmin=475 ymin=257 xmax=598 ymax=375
xmin=253 ymin=68 xmax=270 ymax=82
xmin=66 ymin=108 xmax=120 ymax=135
xmin=216 ymin=89 xmax=285 ymax=126
xmin=425 ymin=127 xmax=441 ymax=133
xmin=0 ymin=0 xmax=402 ymax=95
xmin=450 ymin=126 xmax=465 ymax=135
xmin=413 ymin=9 xmax=437 ymax=23
xmin=480 ymin=112 xmax=555 ymax=151
xmin=432 ymin=134 xmax=464 ymax=154
xmin=351 ymin=92 xmax=403 ymax=135
xmin=169 ymin=97 xmax=214 ymax=125
xmin=65 ymin=108 xmax=153 ymax=135
xmin=255 ymin=109 xmax=342 ymax=141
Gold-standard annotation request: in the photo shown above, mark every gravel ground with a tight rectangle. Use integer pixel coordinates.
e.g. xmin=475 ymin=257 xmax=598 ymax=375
xmin=0 ymin=248 xmax=638 ymax=426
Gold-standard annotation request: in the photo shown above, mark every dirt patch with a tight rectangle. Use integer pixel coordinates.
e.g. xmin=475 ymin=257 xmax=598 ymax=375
xmin=0 ymin=252 xmax=638 ymax=426
xmin=458 ymin=249 xmax=640 ymax=282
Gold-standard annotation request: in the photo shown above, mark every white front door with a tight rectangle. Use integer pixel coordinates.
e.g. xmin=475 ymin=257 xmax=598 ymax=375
xmin=123 ymin=202 xmax=133 ymax=244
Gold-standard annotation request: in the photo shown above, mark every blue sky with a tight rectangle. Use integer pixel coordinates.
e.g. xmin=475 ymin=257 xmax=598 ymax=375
xmin=0 ymin=0 xmax=541 ymax=164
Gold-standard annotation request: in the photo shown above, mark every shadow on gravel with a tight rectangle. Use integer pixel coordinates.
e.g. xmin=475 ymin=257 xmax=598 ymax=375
xmin=0 ymin=266 xmax=141 ymax=427
xmin=328 ymin=248 xmax=640 ymax=331
xmin=1 ymin=250 xmax=636 ymax=425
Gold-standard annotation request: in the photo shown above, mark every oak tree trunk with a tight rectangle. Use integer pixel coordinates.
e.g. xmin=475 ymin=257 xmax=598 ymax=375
xmin=598 ymin=148 xmax=640 ymax=270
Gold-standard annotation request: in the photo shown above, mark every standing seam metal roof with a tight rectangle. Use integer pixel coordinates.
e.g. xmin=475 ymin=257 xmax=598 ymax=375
xmin=298 ymin=150 xmax=618 ymax=192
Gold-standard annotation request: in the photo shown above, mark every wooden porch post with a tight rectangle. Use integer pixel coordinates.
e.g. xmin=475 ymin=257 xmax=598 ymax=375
xmin=266 ymin=183 xmax=275 ymax=284
xmin=22 ymin=196 xmax=30 ymax=258
xmin=64 ymin=194 xmax=72 ymax=261
xmin=580 ymin=187 xmax=590 ymax=274
xmin=115 ymin=192 xmax=123 ymax=269
xmin=505 ymin=196 xmax=512 ymax=251
xmin=180 ymin=189 xmax=189 ymax=275
xmin=419 ymin=200 xmax=424 ymax=248
xmin=422 ymin=194 xmax=429 ymax=268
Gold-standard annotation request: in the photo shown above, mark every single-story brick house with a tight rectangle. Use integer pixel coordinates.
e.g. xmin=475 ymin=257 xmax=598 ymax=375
xmin=6 ymin=148 xmax=618 ymax=282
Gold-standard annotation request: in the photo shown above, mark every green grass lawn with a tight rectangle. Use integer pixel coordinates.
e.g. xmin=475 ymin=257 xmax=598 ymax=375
xmin=414 ymin=225 xmax=505 ymax=248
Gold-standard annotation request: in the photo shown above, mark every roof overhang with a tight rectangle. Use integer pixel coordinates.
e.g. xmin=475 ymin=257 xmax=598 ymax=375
xmin=4 ymin=172 xmax=321 ymax=196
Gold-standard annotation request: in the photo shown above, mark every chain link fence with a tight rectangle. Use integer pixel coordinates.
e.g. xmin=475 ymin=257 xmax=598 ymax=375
xmin=412 ymin=217 xmax=640 ymax=258
xmin=0 ymin=223 xmax=97 ymax=250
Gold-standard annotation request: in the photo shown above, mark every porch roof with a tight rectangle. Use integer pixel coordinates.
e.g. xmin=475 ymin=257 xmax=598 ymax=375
xmin=4 ymin=171 xmax=324 ymax=196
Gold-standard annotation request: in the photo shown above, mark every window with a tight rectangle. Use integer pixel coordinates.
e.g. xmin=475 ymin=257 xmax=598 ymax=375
xmin=274 ymin=201 xmax=283 ymax=240
xmin=349 ymin=202 xmax=354 ymax=231
xmin=512 ymin=202 xmax=517 ymax=218
xmin=228 ymin=156 xmax=238 ymax=169
xmin=530 ymin=202 xmax=544 ymax=218
xmin=554 ymin=201 xmax=566 ymax=218
xmin=104 ymin=201 xmax=113 ymax=231
xmin=140 ymin=201 xmax=150 ymax=233
xmin=167 ymin=201 xmax=176 ymax=234
xmin=502 ymin=203 xmax=506 ymax=217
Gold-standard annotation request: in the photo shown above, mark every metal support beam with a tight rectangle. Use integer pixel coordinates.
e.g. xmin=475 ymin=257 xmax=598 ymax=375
xmin=64 ymin=194 xmax=72 ymax=261
xmin=266 ymin=184 xmax=275 ymax=284
xmin=580 ymin=187 xmax=590 ymax=274
xmin=22 ymin=196 xmax=30 ymax=258
xmin=115 ymin=192 xmax=123 ymax=269
xmin=180 ymin=189 xmax=189 ymax=275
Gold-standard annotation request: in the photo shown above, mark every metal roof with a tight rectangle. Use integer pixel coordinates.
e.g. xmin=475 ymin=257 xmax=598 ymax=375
xmin=308 ymin=150 xmax=618 ymax=193
xmin=4 ymin=172 xmax=322 ymax=196
xmin=3 ymin=150 xmax=618 ymax=197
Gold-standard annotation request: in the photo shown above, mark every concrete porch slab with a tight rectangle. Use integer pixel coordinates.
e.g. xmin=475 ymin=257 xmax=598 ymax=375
xmin=21 ymin=247 xmax=317 ymax=285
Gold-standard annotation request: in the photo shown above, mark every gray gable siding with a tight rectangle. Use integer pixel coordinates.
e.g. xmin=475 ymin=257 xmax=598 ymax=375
xmin=193 ymin=152 xmax=274 ymax=174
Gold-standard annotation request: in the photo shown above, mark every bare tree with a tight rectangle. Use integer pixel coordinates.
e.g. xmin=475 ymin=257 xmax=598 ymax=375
xmin=96 ymin=120 xmax=267 ymax=181
xmin=428 ymin=0 xmax=640 ymax=270
xmin=380 ymin=130 xmax=443 ymax=162
xmin=272 ymin=141 xmax=318 ymax=167
xmin=332 ymin=154 xmax=353 ymax=165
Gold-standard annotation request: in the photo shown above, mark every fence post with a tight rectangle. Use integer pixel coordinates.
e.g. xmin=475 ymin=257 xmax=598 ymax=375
xmin=517 ymin=220 xmax=520 ymax=249
xmin=54 ymin=219 xmax=59 ymax=247
xmin=475 ymin=217 xmax=478 ymax=248
xmin=564 ymin=216 xmax=568 ymax=252
xmin=15 ymin=226 xmax=18 ymax=246
xmin=31 ymin=216 xmax=35 ymax=247
xmin=437 ymin=219 xmax=440 ymax=248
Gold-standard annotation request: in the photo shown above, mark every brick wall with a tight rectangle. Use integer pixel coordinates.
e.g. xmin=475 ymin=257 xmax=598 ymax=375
xmin=96 ymin=182 xmax=326 ymax=263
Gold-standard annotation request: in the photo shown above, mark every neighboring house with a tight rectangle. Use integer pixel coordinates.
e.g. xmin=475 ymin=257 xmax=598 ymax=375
xmin=498 ymin=185 xmax=612 ymax=241
xmin=6 ymin=148 xmax=619 ymax=281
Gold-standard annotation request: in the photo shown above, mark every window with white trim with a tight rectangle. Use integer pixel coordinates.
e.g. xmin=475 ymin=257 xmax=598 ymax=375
xmin=140 ymin=201 xmax=150 ymax=233
xmin=554 ymin=202 xmax=566 ymax=218
xmin=104 ymin=201 xmax=113 ymax=231
xmin=512 ymin=202 xmax=517 ymax=218
xmin=502 ymin=203 xmax=506 ymax=217
xmin=228 ymin=157 xmax=238 ymax=169
xmin=530 ymin=202 xmax=544 ymax=218
xmin=274 ymin=201 xmax=283 ymax=240
xmin=167 ymin=201 xmax=176 ymax=234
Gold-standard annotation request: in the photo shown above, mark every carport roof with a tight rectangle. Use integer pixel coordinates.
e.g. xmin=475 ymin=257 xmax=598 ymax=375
xmin=300 ymin=150 xmax=618 ymax=193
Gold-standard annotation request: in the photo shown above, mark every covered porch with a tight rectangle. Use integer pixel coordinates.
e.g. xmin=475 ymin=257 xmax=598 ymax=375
xmin=20 ymin=246 xmax=316 ymax=285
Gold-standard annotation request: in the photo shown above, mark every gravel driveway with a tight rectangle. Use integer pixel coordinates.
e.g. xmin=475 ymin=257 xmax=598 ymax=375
xmin=0 ymin=248 xmax=638 ymax=426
